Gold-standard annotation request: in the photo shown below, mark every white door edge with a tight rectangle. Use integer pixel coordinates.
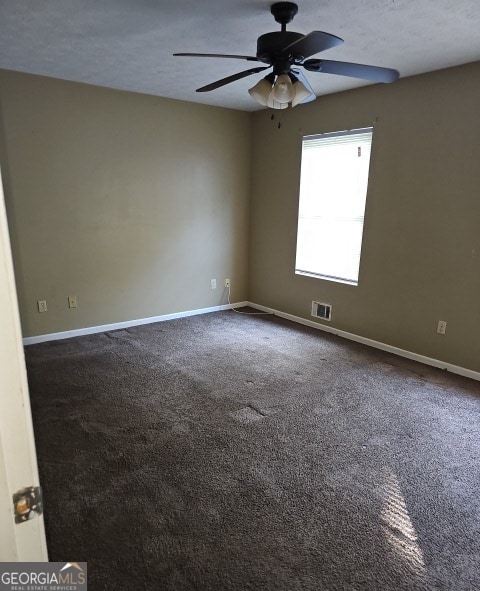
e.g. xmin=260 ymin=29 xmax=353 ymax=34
xmin=0 ymin=164 xmax=48 ymax=561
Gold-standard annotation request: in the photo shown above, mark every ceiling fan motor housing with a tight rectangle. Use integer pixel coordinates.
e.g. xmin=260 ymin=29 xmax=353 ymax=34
xmin=256 ymin=31 xmax=304 ymax=68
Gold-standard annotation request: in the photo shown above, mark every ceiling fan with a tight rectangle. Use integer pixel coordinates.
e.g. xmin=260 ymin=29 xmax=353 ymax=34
xmin=174 ymin=2 xmax=399 ymax=109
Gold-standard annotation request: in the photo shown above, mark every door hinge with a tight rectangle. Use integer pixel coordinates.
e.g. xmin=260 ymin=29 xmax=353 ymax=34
xmin=13 ymin=485 xmax=43 ymax=524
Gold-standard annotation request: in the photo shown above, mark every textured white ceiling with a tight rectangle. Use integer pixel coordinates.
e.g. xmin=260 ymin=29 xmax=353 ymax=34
xmin=0 ymin=0 xmax=479 ymax=111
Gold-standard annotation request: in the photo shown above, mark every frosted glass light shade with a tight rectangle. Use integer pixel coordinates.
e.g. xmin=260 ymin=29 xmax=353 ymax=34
xmin=271 ymin=74 xmax=294 ymax=103
xmin=266 ymin=94 xmax=289 ymax=109
xmin=291 ymin=80 xmax=315 ymax=107
xmin=248 ymin=78 xmax=274 ymax=106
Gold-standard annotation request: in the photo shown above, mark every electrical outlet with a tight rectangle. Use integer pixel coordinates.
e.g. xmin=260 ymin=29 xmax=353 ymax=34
xmin=37 ymin=300 xmax=47 ymax=313
xmin=68 ymin=295 xmax=78 ymax=309
xmin=211 ymin=279 xmax=217 ymax=290
xmin=437 ymin=320 xmax=447 ymax=335
xmin=224 ymin=279 xmax=231 ymax=288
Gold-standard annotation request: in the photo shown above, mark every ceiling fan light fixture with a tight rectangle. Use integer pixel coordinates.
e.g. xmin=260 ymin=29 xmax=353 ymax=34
xmin=271 ymin=73 xmax=295 ymax=103
xmin=248 ymin=73 xmax=275 ymax=106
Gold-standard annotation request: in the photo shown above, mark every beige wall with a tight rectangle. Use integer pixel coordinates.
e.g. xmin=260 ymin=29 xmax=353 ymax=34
xmin=249 ymin=62 xmax=480 ymax=373
xmin=0 ymin=70 xmax=251 ymax=337
xmin=1 ymin=63 xmax=479 ymax=374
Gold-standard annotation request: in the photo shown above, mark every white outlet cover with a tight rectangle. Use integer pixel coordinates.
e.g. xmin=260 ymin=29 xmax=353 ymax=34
xmin=437 ymin=320 xmax=447 ymax=334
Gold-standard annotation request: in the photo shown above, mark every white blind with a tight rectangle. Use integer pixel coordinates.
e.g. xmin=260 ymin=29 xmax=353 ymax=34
xmin=295 ymin=127 xmax=373 ymax=285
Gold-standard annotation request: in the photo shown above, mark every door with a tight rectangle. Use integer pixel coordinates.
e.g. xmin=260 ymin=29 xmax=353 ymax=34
xmin=0 ymin=168 xmax=48 ymax=560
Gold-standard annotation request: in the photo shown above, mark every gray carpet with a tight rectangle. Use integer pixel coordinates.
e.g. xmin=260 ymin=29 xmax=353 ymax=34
xmin=25 ymin=309 xmax=480 ymax=591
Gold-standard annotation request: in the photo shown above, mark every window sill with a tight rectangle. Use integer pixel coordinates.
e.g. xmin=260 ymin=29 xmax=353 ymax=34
xmin=295 ymin=270 xmax=358 ymax=287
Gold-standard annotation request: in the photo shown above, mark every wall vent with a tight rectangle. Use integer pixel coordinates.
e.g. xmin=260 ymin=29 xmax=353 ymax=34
xmin=311 ymin=301 xmax=332 ymax=321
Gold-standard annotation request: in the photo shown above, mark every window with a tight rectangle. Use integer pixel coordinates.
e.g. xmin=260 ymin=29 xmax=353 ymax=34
xmin=295 ymin=127 xmax=373 ymax=286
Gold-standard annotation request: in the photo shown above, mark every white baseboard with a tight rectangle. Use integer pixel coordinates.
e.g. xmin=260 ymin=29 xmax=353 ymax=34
xmin=23 ymin=302 xmax=249 ymax=346
xmin=247 ymin=302 xmax=480 ymax=383
xmin=22 ymin=300 xmax=480 ymax=382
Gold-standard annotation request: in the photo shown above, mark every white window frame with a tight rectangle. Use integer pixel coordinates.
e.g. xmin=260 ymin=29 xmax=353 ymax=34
xmin=295 ymin=127 xmax=373 ymax=286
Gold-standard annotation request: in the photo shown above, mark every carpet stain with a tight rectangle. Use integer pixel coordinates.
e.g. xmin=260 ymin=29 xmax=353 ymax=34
xmin=230 ymin=405 xmax=267 ymax=423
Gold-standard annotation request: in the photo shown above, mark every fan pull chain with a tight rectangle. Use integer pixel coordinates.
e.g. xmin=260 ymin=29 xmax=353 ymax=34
xmin=270 ymin=112 xmax=283 ymax=129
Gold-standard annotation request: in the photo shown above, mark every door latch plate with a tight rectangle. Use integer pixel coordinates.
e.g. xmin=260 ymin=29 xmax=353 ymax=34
xmin=13 ymin=486 xmax=43 ymax=524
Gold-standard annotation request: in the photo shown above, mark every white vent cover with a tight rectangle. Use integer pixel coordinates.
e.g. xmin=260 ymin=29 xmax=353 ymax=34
xmin=311 ymin=301 xmax=332 ymax=321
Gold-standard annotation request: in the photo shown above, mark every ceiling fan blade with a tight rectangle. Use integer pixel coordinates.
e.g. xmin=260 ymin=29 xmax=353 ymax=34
xmin=291 ymin=68 xmax=316 ymax=103
xmin=303 ymin=59 xmax=399 ymax=83
xmin=282 ymin=31 xmax=344 ymax=59
xmin=196 ymin=67 xmax=270 ymax=92
xmin=174 ymin=52 xmax=259 ymax=62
